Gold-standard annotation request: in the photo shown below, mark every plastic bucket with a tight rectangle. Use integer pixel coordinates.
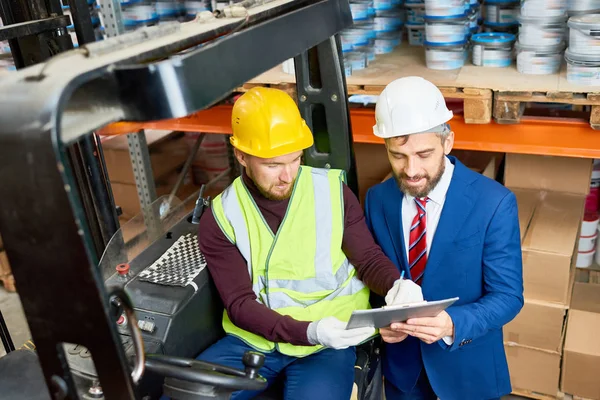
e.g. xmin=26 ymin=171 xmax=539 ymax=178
xmin=374 ymin=10 xmax=404 ymax=33
xmin=565 ymin=48 xmax=600 ymax=85
xmin=374 ymin=33 xmax=402 ymax=53
xmin=567 ymin=0 xmax=600 ymax=15
xmin=425 ymin=14 xmax=468 ymax=43
xmin=373 ymin=0 xmax=401 ymax=11
xmin=340 ymin=28 xmax=372 ymax=50
xmin=424 ymin=40 xmax=467 ymax=69
xmin=483 ymin=0 xmax=519 ymax=26
xmin=424 ymin=0 xmax=467 ymax=17
xmin=521 ymin=0 xmax=567 ymax=17
xmin=515 ymin=41 xmax=565 ymax=74
xmin=518 ymin=14 xmax=568 ymax=47
xmin=344 ymin=51 xmax=368 ymax=73
xmin=471 ymin=32 xmax=515 ymax=67
xmin=407 ymin=23 xmax=426 ymax=45
xmin=350 ymin=1 xmax=372 ymax=21
xmin=568 ymin=14 xmax=600 ymax=55
xmin=122 ymin=2 xmax=159 ymax=26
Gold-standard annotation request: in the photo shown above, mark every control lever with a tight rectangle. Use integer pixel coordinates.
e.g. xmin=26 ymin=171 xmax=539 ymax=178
xmin=242 ymin=351 xmax=264 ymax=380
xmin=191 ymin=184 xmax=211 ymax=224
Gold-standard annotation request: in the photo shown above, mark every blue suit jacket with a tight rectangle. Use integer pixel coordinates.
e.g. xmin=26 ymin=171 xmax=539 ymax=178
xmin=364 ymin=156 xmax=524 ymax=400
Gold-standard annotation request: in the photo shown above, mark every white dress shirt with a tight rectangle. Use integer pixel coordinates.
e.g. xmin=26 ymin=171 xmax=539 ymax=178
xmin=401 ymin=156 xmax=455 ymax=344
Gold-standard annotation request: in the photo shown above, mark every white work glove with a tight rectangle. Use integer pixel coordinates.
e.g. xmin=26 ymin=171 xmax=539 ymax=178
xmin=385 ymin=278 xmax=424 ymax=306
xmin=306 ymin=316 xmax=375 ymax=350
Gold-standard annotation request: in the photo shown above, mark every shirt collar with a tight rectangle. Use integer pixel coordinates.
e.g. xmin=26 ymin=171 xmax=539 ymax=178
xmin=405 ymin=156 xmax=454 ymax=206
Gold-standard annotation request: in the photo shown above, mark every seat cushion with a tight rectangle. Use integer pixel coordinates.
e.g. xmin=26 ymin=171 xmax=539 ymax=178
xmin=0 ymin=349 xmax=52 ymax=400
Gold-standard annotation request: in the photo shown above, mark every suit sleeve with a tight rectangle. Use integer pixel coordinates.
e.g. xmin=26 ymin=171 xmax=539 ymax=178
xmin=444 ymin=191 xmax=524 ymax=351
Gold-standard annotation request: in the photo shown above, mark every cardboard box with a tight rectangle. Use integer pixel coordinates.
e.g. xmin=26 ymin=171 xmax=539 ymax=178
xmin=101 ymin=130 xmax=190 ymax=185
xmin=561 ymin=282 xmax=600 ymax=399
xmin=450 ymin=150 xmax=503 ymax=180
xmin=513 ymin=189 xmax=538 ymax=243
xmin=521 ymin=192 xmax=584 ymax=304
xmin=354 ymin=143 xmax=393 ymax=204
xmin=505 ymin=343 xmax=561 ymax=397
xmin=111 ymin=171 xmax=199 ymax=220
xmin=504 ymin=153 xmax=592 ymax=196
xmin=503 ymin=299 xmax=567 ymax=352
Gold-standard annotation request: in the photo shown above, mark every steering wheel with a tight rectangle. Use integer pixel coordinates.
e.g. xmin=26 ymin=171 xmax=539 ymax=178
xmin=145 ymin=351 xmax=268 ymax=393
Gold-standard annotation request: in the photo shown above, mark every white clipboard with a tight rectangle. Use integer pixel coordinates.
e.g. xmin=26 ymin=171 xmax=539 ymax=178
xmin=345 ymin=297 xmax=459 ymax=330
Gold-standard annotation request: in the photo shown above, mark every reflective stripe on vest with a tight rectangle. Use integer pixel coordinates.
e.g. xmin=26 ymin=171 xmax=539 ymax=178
xmin=211 ymin=166 xmax=371 ymax=357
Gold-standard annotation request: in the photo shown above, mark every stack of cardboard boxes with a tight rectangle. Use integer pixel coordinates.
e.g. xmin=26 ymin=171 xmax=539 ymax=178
xmin=503 ymin=154 xmax=593 ymax=397
xmin=561 ymin=282 xmax=600 ymax=399
xmin=101 ymin=131 xmax=197 ymax=221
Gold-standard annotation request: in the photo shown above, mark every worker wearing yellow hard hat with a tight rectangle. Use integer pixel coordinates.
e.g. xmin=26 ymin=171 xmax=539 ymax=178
xmin=193 ymin=86 xmax=422 ymax=399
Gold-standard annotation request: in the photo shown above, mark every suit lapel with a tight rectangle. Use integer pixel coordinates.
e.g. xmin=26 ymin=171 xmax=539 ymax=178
xmin=425 ymin=161 xmax=475 ymax=279
xmin=383 ymin=183 xmax=410 ymax=276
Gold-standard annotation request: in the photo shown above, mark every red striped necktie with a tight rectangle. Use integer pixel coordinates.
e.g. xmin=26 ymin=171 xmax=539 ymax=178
xmin=409 ymin=197 xmax=429 ymax=285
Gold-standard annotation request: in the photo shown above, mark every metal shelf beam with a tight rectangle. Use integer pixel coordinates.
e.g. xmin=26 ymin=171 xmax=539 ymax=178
xmin=99 ymin=105 xmax=600 ymax=159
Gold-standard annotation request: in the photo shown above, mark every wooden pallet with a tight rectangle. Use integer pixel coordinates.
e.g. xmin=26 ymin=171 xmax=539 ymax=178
xmin=494 ymin=91 xmax=600 ymax=129
xmin=511 ymin=389 xmax=566 ymax=400
xmin=237 ymin=82 xmax=492 ymax=124
xmin=0 ymin=273 xmax=16 ymax=292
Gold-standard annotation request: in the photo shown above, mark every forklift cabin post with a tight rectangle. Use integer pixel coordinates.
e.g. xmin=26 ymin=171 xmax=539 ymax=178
xmin=0 ymin=0 xmax=361 ymax=398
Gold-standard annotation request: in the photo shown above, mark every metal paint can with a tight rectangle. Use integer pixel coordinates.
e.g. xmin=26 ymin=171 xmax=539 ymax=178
xmin=374 ymin=9 xmax=404 ymax=33
xmin=568 ymin=14 xmax=600 ymax=55
xmin=374 ymin=32 xmax=401 ymax=53
xmin=424 ymin=0 xmax=468 ymax=17
xmin=424 ymin=39 xmax=467 ymax=69
xmin=350 ymin=0 xmax=372 ymax=21
xmin=518 ymin=14 xmax=568 ymax=47
xmin=122 ymin=2 xmax=159 ymax=27
xmin=515 ymin=40 xmax=565 ymax=74
xmin=471 ymin=32 xmax=515 ymax=67
xmin=567 ymin=0 xmax=600 ymax=15
xmin=425 ymin=14 xmax=468 ymax=43
xmin=565 ymin=48 xmax=600 ymax=85
xmin=483 ymin=0 xmax=519 ymax=26
xmin=520 ymin=0 xmax=567 ymax=17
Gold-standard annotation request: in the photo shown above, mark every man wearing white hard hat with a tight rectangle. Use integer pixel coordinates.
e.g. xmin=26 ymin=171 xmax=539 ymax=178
xmin=364 ymin=77 xmax=524 ymax=400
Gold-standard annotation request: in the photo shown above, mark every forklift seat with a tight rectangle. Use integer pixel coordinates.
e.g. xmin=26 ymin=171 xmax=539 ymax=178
xmin=0 ymin=349 xmax=51 ymax=400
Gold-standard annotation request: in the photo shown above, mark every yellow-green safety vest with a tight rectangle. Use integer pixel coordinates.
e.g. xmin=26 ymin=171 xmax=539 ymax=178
xmin=211 ymin=166 xmax=371 ymax=357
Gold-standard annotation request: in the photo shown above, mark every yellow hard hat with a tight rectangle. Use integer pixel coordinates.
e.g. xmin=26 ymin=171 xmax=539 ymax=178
xmin=230 ymin=87 xmax=314 ymax=158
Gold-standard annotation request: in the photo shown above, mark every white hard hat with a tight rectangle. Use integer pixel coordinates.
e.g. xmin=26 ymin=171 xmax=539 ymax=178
xmin=373 ymin=77 xmax=453 ymax=139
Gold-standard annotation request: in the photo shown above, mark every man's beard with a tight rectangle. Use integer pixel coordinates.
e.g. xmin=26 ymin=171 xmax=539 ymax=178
xmin=256 ymin=179 xmax=295 ymax=201
xmin=394 ymin=157 xmax=445 ymax=198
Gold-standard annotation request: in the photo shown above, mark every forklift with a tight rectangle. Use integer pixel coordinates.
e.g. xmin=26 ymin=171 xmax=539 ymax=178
xmin=0 ymin=0 xmax=383 ymax=398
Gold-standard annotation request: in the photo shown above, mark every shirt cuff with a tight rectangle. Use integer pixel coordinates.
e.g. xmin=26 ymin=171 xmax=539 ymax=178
xmin=442 ymin=335 xmax=454 ymax=345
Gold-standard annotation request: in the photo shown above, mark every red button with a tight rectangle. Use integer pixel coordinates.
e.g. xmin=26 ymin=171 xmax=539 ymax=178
xmin=117 ymin=315 xmax=125 ymax=325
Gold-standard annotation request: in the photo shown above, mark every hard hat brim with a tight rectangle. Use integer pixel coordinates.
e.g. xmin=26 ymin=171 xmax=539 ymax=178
xmin=230 ymin=123 xmax=314 ymax=159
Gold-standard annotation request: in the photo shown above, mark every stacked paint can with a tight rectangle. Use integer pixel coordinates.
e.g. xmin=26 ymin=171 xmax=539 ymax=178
xmin=565 ymin=14 xmax=600 ymax=85
xmin=0 ymin=17 xmax=15 ymax=73
xmin=340 ymin=0 xmax=405 ymax=76
xmin=578 ymin=161 xmax=600 ymax=267
xmin=471 ymin=32 xmax=515 ymax=67
xmin=482 ymin=0 xmax=519 ymax=34
xmin=423 ymin=0 xmax=470 ymax=70
xmin=62 ymin=0 xmax=105 ymax=45
xmin=515 ymin=0 xmax=567 ymax=74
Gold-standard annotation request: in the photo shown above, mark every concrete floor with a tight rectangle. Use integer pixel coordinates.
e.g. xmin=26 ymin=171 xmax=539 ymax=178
xmin=0 ymin=287 xmax=540 ymax=400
